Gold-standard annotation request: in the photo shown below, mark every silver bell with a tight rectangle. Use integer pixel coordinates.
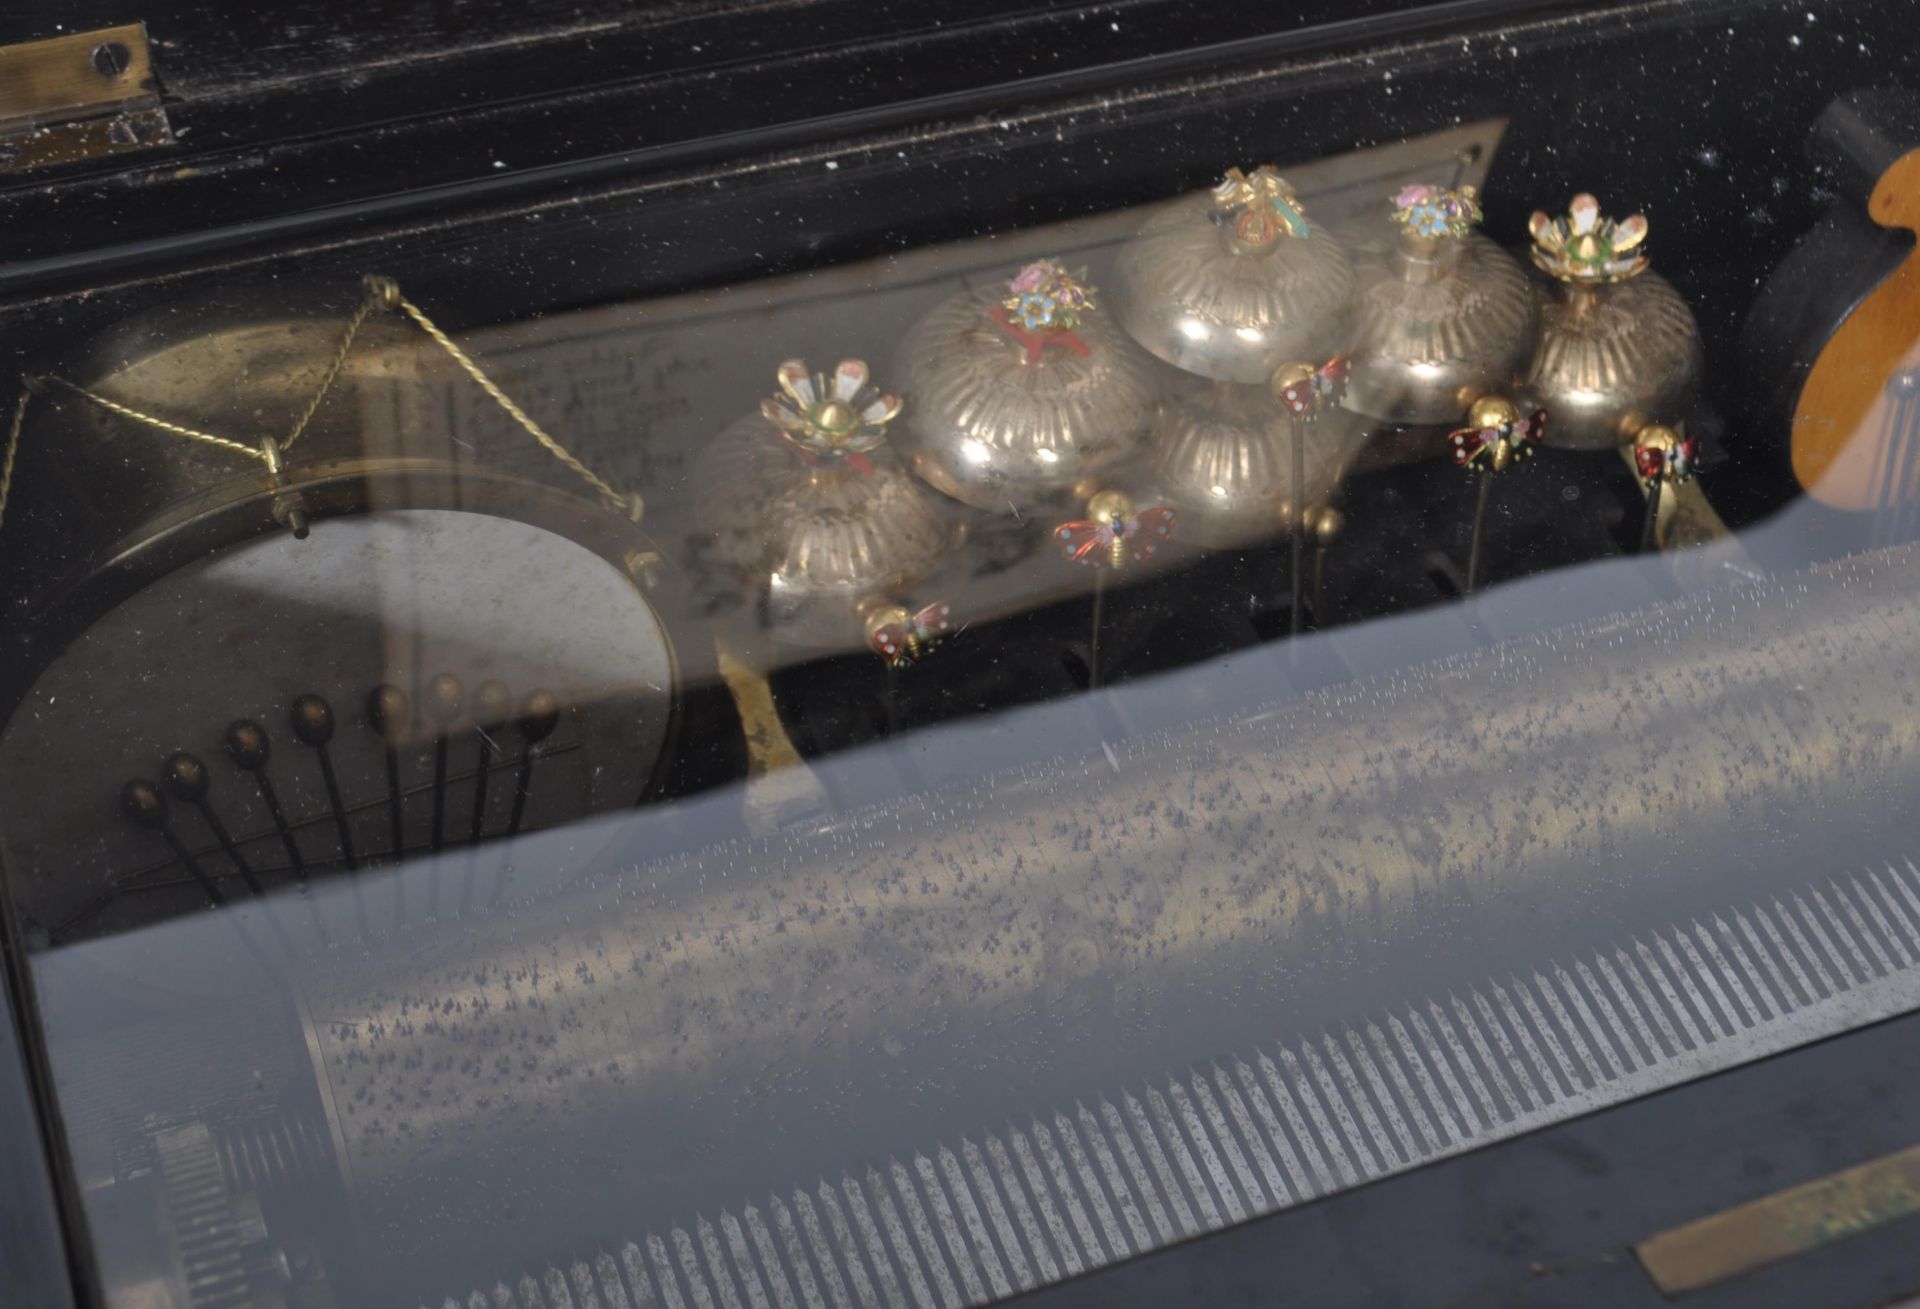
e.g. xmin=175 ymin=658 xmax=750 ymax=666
xmin=1147 ymin=378 xmax=1362 ymax=550
xmin=1343 ymin=184 xmax=1536 ymax=425
xmin=896 ymin=259 xmax=1163 ymax=513
xmin=1115 ymin=166 xmax=1355 ymax=385
xmin=695 ymin=359 xmax=962 ymax=648
xmin=1517 ymin=194 xmax=1702 ymax=449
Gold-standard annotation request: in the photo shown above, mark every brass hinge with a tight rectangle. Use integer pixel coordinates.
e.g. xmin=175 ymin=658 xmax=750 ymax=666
xmin=0 ymin=23 xmax=173 ymax=174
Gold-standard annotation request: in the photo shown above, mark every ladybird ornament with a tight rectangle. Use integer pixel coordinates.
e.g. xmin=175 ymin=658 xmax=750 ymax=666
xmin=1630 ymin=423 xmax=1697 ymax=554
xmin=1449 ymin=401 xmax=1548 ymax=473
xmin=863 ymin=601 xmax=954 ymax=668
xmin=1274 ymin=354 xmax=1350 ymax=422
xmin=1447 ymin=394 xmax=1549 ymax=593
xmin=1632 ymin=425 xmax=1698 ymax=484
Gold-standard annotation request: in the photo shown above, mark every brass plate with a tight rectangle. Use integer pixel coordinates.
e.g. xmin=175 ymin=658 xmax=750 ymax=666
xmin=1636 ymin=1143 xmax=1920 ymax=1294
xmin=0 ymin=23 xmax=171 ymax=173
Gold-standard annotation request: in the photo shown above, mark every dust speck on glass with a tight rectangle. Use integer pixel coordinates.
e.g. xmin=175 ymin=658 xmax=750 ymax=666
xmin=1 ymin=1 xmax=1918 ymax=1305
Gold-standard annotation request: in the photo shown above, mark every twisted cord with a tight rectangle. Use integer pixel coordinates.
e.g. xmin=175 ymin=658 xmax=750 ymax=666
xmin=390 ymin=291 xmax=631 ymax=515
xmin=35 ymin=376 xmax=266 ymax=461
xmin=281 ymin=284 xmax=383 ymax=453
xmin=0 ymin=387 xmax=28 ymax=542
xmin=2 ymin=278 xmax=639 ymax=558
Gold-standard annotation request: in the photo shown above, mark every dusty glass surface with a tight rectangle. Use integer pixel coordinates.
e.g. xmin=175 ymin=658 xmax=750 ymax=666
xmin=4 ymin=1 xmax=1920 ymax=1305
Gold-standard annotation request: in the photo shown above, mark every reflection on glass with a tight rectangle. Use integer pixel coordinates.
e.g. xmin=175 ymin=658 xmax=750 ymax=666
xmin=3 ymin=52 xmax=1920 ymax=1309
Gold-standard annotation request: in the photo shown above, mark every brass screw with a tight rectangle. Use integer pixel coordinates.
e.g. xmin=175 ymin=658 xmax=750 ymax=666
xmin=91 ymin=42 xmax=131 ymax=78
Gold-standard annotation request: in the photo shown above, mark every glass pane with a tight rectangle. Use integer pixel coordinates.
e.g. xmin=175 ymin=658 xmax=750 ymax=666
xmin=3 ymin=1 xmax=1918 ymax=1303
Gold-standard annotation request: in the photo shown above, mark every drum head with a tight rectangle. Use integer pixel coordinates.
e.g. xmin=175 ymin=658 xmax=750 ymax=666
xmin=0 ymin=507 xmax=678 ymax=941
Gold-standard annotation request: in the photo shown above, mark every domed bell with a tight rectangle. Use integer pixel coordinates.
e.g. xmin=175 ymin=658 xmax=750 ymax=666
xmin=1344 ymin=184 xmax=1536 ymax=424
xmin=1517 ymin=193 xmax=1702 ymax=449
xmin=1148 ymin=369 xmax=1362 ymax=551
xmin=897 ymin=260 xmax=1163 ymax=513
xmin=696 ymin=359 xmax=963 ymax=649
xmin=1115 ymin=166 xmax=1355 ymax=384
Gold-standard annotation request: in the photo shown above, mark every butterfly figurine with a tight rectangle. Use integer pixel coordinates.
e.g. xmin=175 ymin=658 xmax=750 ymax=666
xmin=866 ymin=602 xmax=952 ymax=667
xmin=1449 ymin=407 xmax=1548 ymax=473
xmin=1633 ymin=434 xmax=1698 ymax=483
xmin=1276 ymin=355 xmax=1349 ymax=420
xmin=1055 ymin=502 xmax=1177 ymax=569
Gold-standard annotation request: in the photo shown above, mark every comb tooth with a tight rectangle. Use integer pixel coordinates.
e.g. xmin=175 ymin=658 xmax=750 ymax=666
xmin=594 ymin=1252 xmax=632 ymax=1309
xmin=1614 ymin=944 xmax=1690 ymax=1056
xmin=1189 ymin=1072 xmax=1265 ymax=1216
xmin=1007 ymin=1123 xmax=1081 ymax=1274
xmin=884 ymin=1158 xmax=962 ymax=1307
xmin=764 ymin=1198 xmax=828 ymax=1309
xmin=1140 ymin=1085 xmax=1219 ymax=1231
xmin=841 ymin=1173 xmax=914 ymax=1309
xmin=1711 ymin=915 xmax=1781 ymax=1021
xmin=1226 ymin=1062 xmax=1314 ymax=1203
xmin=920 ymin=1152 xmax=996 ymax=1302
xmin=571 ymin=1259 xmax=606 ymax=1309
xmin=1776 ymin=896 xmax=1842 ymax=998
xmin=1090 ymin=1097 xmax=1159 ymax=1236
xmin=984 ymin=1131 xmax=1062 ymax=1282
xmin=1380 ymin=1015 xmax=1463 ymax=1144
xmin=717 ymin=1213 xmax=771 ymax=1309
xmin=1120 ymin=1090 xmax=1200 ymax=1236
xmin=1352 ymin=1027 xmax=1440 ymax=1156
xmin=1030 ymin=1118 xmax=1105 ymax=1267
xmin=1295 ymin=1040 xmax=1382 ymax=1178
xmin=1053 ymin=1112 xmax=1128 ymax=1261
xmin=1850 ymin=878 xmax=1906 ymax=967
xmin=670 ymin=1228 xmax=711 ymax=1309
xmin=694 ymin=1216 xmax=744 ymax=1309
xmin=1689 ymin=923 xmax=1764 ymax=1026
xmin=646 ymin=1235 xmax=686 ymax=1309
xmin=802 ymin=1187 xmax=869 ymax=1309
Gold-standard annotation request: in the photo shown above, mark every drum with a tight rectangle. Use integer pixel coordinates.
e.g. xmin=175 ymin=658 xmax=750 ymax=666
xmin=0 ymin=290 xmax=742 ymax=943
